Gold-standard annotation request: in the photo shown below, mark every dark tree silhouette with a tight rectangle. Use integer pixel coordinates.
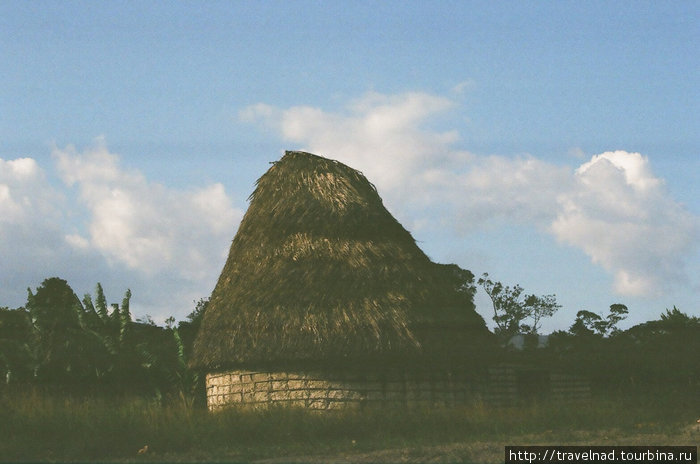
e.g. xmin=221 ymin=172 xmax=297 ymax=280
xmin=0 ymin=306 xmax=34 ymax=383
xmin=568 ymin=304 xmax=628 ymax=337
xmin=477 ymin=273 xmax=560 ymax=337
xmin=26 ymin=277 xmax=95 ymax=382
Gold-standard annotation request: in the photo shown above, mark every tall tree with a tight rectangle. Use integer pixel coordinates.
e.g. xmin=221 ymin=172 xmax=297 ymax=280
xmin=523 ymin=293 xmax=561 ymax=334
xmin=80 ymin=284 xmax=135 ymax=383
xmin=478 ymin=273 xmax=560 ymax=337
xmin=26 ymin=278 xmax=91 ymax=382
xmin=568 ymin=304 xmax=628 ymax=337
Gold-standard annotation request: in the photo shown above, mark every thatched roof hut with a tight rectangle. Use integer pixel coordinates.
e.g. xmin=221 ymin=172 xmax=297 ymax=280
xmin=192 ymin=151 xmax=489 ymax=371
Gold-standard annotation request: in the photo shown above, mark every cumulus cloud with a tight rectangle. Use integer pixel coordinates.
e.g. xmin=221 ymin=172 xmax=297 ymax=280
xmin=53 ymin=141 xmax=242 ymax=279
xmin=1 ymin=140 xmax=243 ymax=321
xmin=552 ymin=151 xmax=698 ymax=296
xmin=241 ymin=92 xmax=699 ymax=297
xmin=241 ymin=92 xmax=569 ymax=229
xmin=242 ymin=92 xmax=463 ymax=197
xmin=0 ymin=156 xmax=70 ymax=305
xmin=0 ymin=157 xmax=57 ymax=223
xmin=0 ymin=157 xmax=65 ymax=249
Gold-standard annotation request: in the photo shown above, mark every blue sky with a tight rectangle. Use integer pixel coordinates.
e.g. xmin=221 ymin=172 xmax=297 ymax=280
xmin=1 ymin=1 xmax=698 ymax=332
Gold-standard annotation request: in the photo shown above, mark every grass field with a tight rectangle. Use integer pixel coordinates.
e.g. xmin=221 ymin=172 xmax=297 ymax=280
xmin=1 ymin=388 xmax=697 ymax=463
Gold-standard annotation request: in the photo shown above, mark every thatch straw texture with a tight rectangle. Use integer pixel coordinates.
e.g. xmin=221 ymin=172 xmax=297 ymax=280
xmin=192 ymin=151 xmax=488 ymax=369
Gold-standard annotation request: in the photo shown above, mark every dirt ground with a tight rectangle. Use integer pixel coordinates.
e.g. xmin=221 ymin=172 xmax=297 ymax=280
xmin=252 ymin=424 xmax=700 ymax=463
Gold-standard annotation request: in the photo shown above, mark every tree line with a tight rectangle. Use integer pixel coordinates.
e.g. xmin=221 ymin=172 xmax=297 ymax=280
xmin=0 ymin=277 xmax=206 ymax=406
xmin=1 ymin=274 xmax=697 ymax=402
xmin=475 ymin=272 xmax=698 ymax=393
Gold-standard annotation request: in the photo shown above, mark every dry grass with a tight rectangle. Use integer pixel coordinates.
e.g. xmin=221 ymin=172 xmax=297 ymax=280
xmin=1 ymin=388 xmax=696 ymax=463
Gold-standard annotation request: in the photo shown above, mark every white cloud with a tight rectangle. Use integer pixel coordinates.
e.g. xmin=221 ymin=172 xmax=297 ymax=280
xmin=552 ymin=151 xmax=698 ymax=296
xmin=53 ymin=141 xmax=242 ymax=279
xmin=577 ymin=151 xmax=661 ymax=191
xmin=0 ymin=156 xmax=64 ymax=242
xmin=0 ymin=155 xmax=71 ymax=306
xmin=0 ymin=157 xmax=55 ymax=223
xmin=241 ymin=92 xmax=569 ymax=229
xmin=242 ymin=92 xmax=460 ymax=197
xmin=1 ymin=141 xmax=243 ymax=322
xmin=428 ymin=155 xmax=571 ymax=231
xmin=242 ymin=92 xmax=699 ymax=298
xmin=65 ymin=233 xmax=91 ymax=250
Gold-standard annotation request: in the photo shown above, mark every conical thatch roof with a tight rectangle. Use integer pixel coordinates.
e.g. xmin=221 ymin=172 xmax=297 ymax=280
xmin=192 ymin=151 xmax=488 ymax=370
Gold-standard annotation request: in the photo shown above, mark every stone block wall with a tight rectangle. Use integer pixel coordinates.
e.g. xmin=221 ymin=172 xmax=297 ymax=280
xmin=206 ymin=369 xmax=481 ymax=411
xmin=205 ymin=365 xmax=591 ymax=411
xmin=484 ymin=365 xmax=518 ymax=406
xmin=485 ymin=365 xmax=591 ymax=405
xmin=550 ymin=372 xmax=591 ymax=401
